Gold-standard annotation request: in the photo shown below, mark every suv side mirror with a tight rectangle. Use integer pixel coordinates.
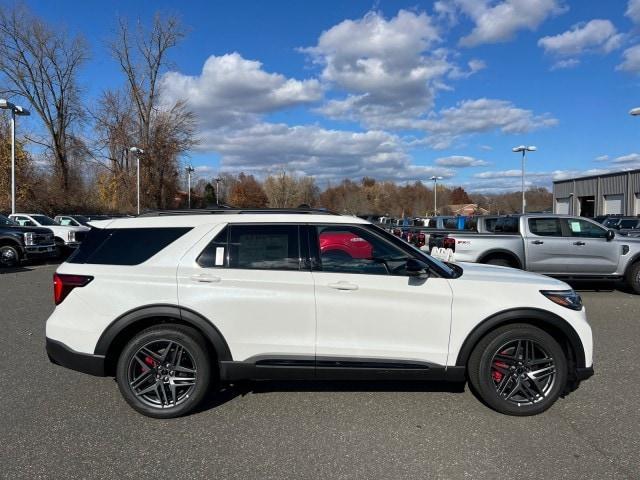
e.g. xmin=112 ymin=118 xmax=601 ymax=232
xmin=606 ymin=229 xmax=615 ymax=241
xmin=406 ymin=258 xmax=430 ymax=279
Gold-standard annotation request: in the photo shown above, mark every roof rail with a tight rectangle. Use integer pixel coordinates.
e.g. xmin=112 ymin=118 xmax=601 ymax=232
xmin=137 ymin=207 xmax=340 ymax=217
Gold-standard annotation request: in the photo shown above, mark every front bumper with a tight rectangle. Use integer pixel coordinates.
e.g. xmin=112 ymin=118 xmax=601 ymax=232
xmin=46 ymin=337 xmax=106 ymax=376
xmin=23 ymin=245 xmax=57 ymax=259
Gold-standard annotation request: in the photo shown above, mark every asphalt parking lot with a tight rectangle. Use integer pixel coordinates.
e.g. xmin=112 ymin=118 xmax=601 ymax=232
xmin=1 ymin=265 xmax=638 ymax=479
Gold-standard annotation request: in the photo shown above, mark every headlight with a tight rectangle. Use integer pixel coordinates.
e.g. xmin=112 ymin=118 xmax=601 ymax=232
xmin=24 ymin=232 xmax=34 ymax=245
xmin=540 ymin=290 xmax=583 ymax=311
xmin=68 ymin=230 xmax=76 ymax=242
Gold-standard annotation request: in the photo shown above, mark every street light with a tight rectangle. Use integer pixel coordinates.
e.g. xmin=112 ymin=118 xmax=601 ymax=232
xmin=512 ymin=145 xmax=536 ymax=214
xmin=629 ymin=107 xmax=640 ymax=116
xmin=215 ymin=176 xmax=222 ymax=206
xmin=430 ymin=176 xmax=443 ymax=215
xmin=129 ymin=147 xmax=144 ymax=215
xmin=185 ymin=165 xmax=194 ymax=208
xmin=0 ymin=99 xmax=30 ymax=214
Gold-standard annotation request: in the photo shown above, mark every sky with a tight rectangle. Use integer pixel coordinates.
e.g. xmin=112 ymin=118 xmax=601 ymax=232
xmin=18 ymin=0 xmax=640 ymax=193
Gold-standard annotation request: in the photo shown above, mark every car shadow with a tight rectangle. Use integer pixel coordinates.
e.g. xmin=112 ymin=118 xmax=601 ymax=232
xmin=0 ymin=265 xmax=34 ymax=274
xmin=196 ymin=380 xmax=466 ymax=413
xmin=567 ymin=280 xmax=632 ymax=294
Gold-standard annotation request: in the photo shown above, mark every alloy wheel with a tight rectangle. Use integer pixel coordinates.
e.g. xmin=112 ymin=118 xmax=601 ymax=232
xmin=127 ymin=339 xmax=197 ymax=409
xmin=490 ymin=339 xmax=556 ymax=406
xmin=0 ymin=246 xmax=18 ymax=267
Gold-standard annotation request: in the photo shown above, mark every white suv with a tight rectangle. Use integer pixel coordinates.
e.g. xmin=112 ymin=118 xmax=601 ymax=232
xmin=45 ymin=208 xmax=593 ymax=418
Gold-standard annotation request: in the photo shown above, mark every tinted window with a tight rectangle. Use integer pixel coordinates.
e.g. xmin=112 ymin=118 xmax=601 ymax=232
xmin=67 ymin=228 xmax=191 ymax=265
xmin=528 ymin=218 xmax=562 ymax=237
xmin=564 ymin=219 xmax=607 ymax=238
xmin=197 ymin=227 xmax=228 ymax=268
xmin=31 ymin=215 xmax=56 ymax=226
xmin=315 ymin=225 xmax=409 ymax=275
xmin=619 ymin=219 xmax=639 ymax=229
xmin=0 ymin=214 xmax=16 ymax=226
xmin=227 ymin=225 xmax=300 ymax=270
xmin=495 ymin=217 xmax=519 ymax=233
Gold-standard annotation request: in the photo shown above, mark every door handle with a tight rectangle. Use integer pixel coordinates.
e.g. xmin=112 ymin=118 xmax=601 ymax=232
xmin=328 ymin=281 xmax=359 ymax=291
xmin=531 ymin=240 xmax=544 ymax=245
xmin=573 ymin=241 xmax=586 ymax=246
xmin=190 ymin=274 xmax=221 ymax=283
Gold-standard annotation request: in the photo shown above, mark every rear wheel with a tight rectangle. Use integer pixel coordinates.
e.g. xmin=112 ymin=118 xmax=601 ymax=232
xmin=116 ymin=324 xmax=212 ymax=418
xmin=468 ymin=324 xmax=567 ymax=416
xmin=625 ymin=261 xmax=640 ymax=294
xmin=0 ymin=244 xmax=20 ymax=268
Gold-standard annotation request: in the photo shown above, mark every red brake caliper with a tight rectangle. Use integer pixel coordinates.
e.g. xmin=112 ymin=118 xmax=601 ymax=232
xmin=492 ymin=350 xmax=509 ymax=382
xmin=143 ymin=355 xmax=156 ymax=371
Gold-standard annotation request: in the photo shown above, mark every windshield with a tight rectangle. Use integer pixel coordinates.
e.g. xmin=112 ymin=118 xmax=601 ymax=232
xmin=72 ymin=215 xmax=90 ymax=225
xmin=0 ymin=214 xmax=17 ymax=226
xmin=31 ymin=215 xmax=57 ymax=226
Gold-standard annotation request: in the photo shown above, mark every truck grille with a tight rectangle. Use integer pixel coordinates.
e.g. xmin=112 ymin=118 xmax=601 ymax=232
xmin=74 ymin=231 xmax=87 ymax=242
xmin=34 ymin=233 xmax=54 ymax=245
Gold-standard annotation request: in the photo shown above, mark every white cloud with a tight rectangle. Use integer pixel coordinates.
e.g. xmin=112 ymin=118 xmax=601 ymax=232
xmin=160 ymin=52 xmax=323 ymax=128
xmin=550 ymin=58 xmax=580 ymax=70
xmin=612 ymin=153 xmax=640 ymax=163
xmin=448 ymin=59 xmax=487 ymax=79
xmin=304 ymin=10 xmax=470 ymax=129
xmin=617 ymin=45 xmax=640 ymax=73
xmin=538 ymin=20 xmax=623 ymax=64
xmin=196 ymin=122 xmax=455 ymax=182
xmin=435 ymin=155 xmax=489 ymax=167
xmin=422 ymin=98 xmax=558 ymax=149
xmin=473 ymin=169 xmax=551 ymax=179
xmin=446 ymin=0 xmax=567 ymax=47
xmin=595 ymin=154 xmax=609 ymax=161
xmin=627 ymin=0 xmax=640 ymax=24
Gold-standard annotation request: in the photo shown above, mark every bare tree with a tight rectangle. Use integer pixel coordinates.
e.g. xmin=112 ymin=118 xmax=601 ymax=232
xmin=0 ymin=4 xmax=88 ymax=192
xmin=108 ymin=14 xmax=195 ymax=209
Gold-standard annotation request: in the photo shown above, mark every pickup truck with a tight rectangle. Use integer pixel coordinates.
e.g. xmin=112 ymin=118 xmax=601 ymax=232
xmin=9 ymin=213 xmax=90 ymax=255
xmin=429 ymin=214 xmax=640 ymax=293
xmin=0 ymin=214 xmax=56 ymax=267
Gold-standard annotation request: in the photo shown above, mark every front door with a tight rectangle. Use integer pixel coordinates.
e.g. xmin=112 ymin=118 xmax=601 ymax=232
xmin=309 ymin=224 xmax=453 ymax=368
xmin=561 ymin=218 xmax=620 ymax=274
xmin=177 ymin=223 xmax=316 ymax=362
xmin=524 ymin=217 xmax=569 ymax=273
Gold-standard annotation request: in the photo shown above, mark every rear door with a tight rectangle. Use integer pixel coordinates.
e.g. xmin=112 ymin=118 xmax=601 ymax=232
xmin=177 ymin=223 xmax=316 ymax=362
xmin=561 ymin=218 xmax=620 ymax=274
xmin=524 ymin=217 xmax=569 ymax=273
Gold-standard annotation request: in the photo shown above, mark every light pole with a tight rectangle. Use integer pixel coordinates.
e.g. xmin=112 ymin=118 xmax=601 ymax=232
xmin=215 ymin=176 xmax=222 ymax=206
xmin=629 ymin=107 xmax=640 ymax=116
xmin=430 ymin=176 xmax=443 ymax=215
xmin=185 ymin=165 xmax=194 ymax=208
xmin=129 ymin=147 xmax=144 ymax=215
xmin=1 ymin=99 xmax=30 ymax=214
xmin=512 ymin=145 xmax=536 ymax=214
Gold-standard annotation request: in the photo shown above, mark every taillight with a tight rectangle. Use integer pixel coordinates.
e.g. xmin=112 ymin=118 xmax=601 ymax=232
xmin=443 ymin=237 xmax=456 ymax=251
xmin=53 ymin=273 xmax=93 ymax=305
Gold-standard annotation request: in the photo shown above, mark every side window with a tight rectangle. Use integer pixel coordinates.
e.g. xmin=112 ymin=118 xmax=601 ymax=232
xmin=228 ymin=225 xmax=300 ymax=270
xmin=495 ymin=217 xmax=519 ymax=233
xmin=59 ymin=218 xmax=72 ymax=226
xmin=315 ymin=225 xmax=409 ymax=275
xmin=443 ymin=218 xmax=457 ymax=229
xmin=197 ymin=227 xmax=228 ymax=268
xmin=564 ymin=219 xmax=607 ymax=238
xmin=67 ymin=228 xmax=191 ymax=265
xmin=528 ymin=218 xmax=562 ymax=237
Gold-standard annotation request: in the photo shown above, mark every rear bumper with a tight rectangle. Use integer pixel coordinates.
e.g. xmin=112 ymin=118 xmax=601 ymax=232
xmin=46 ymin=337 xmax=106 ymax=376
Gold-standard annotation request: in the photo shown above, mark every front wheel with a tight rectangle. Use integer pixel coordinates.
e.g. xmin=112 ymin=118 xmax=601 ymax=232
xmin=625 ymin=262 xmax=640 ymax=294
xmin=0 ymin=244 xmax=20 ymax=268
xmin=116 ymin=324 xmax=212 ymax=418
xmin=468 ymin=324 xmax=567 ymax=416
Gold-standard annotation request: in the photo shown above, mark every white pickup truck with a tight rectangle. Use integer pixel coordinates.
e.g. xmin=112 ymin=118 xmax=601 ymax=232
xmin=10 ymin=213 xmax=90 ymax=255
xmin=429 ymin=214 xmax=640 ymax=293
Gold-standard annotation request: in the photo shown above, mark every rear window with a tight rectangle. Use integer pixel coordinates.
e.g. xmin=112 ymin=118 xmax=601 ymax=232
xmin=67 ymin=227 xmax=191 ymax=265
xmin=494 ymin=217 xmax=519 ymax=233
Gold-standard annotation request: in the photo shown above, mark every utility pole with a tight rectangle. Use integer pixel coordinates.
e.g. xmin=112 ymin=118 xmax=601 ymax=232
xmin=186 ymin=165 xmax=194 ymax=208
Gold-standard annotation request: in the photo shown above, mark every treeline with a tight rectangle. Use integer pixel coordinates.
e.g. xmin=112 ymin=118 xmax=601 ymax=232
xmin=189 ymin=172 xmax=552 ymax=216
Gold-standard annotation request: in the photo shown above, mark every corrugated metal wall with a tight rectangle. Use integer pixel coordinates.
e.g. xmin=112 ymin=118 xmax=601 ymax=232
xmin=553 ymin=170 xmax=640 ymax=215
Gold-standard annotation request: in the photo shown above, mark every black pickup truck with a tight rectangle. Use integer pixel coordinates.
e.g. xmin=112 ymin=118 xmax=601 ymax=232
xmin=0 ymin=214 xmax=57 ymax=267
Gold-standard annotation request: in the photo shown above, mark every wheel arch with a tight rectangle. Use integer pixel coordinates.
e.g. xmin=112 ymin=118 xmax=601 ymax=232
xmin=477 ymin=249 xmax=522 ymax=269
xmin=455 ymin=308 xmax=586 ymax=369
xmin=95 ymin=304 xmax=232 ymax=376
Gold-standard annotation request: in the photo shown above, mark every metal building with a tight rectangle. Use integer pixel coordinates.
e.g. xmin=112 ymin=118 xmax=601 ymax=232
xmin=552 ymin=169 xmax=640 ymax=217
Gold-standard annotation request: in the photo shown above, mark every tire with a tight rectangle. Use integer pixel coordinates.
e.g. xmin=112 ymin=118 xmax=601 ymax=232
xmin=0 ymin=244 xmax=20 ymax=268
xmin=468 ymin=324 xmax=567 ymax=416
xmin=625 ymin=261 xmax=640 ymax=294
xmin=54 ymin=239 xmax=65 ymax=259
xmin=484 ymin=256 xmax=515 ymax=268
xmin=116 ymin=324 xmax=212 ymax=418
